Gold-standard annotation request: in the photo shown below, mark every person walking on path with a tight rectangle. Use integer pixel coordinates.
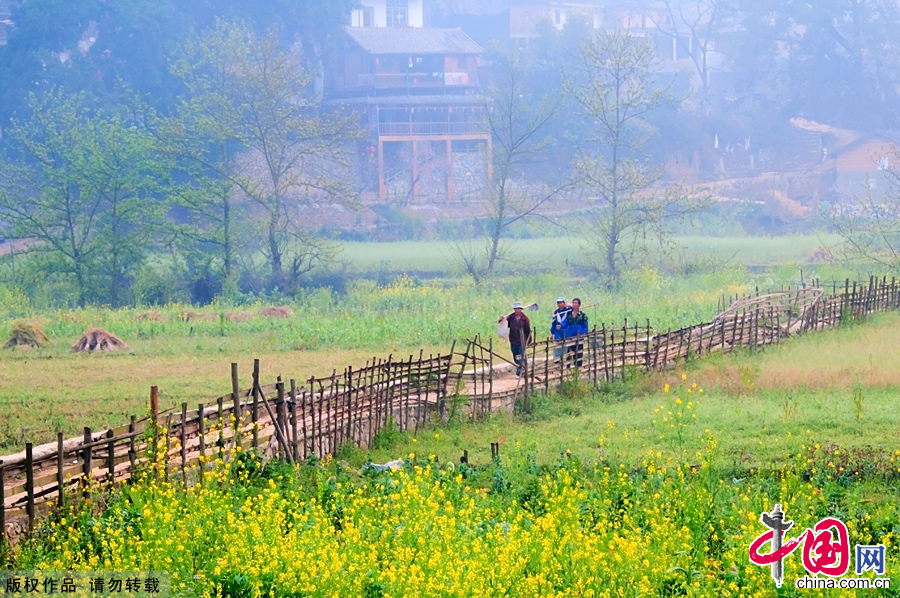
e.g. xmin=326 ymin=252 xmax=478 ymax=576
xmin=498 ymin=302 xmax=532 ymax=376
xmin=566 ymin=297 xmax=589 ymax=368
xmin=552 ymin=297 xmax=571 ymax=361
xmin=552 ymin=297 xmax=571 ymax=340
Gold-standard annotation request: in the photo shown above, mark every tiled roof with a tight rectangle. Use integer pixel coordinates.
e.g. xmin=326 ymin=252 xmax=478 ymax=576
xmin=345 ymin=27 xmax=483 ymax=55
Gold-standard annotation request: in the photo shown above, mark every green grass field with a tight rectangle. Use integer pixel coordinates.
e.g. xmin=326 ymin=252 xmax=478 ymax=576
xmin=339 ymin=233 xmax=840 ymax=274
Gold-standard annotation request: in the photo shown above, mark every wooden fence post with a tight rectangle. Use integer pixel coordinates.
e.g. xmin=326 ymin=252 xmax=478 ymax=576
xmin=163 ymin=414 xmax=172 ymax=482
xmin=180 ymin=402 xmax=188 ymax=483
xmin=150 ymin=386 xmax=159 ymax=473
xmin=25 ymin=443 xmax=34 ymax=534
xmin=0 ymin=461 xmax=5 ymax=545
xmin=308 ymin=377 xmax=317 ymax=458
xmin=150 ymin=385 xmax=158 ymax=426
xmin=57 ymin=432 xmax=64 ymax=508
xmin=276 ymin=381 xmax=286 ymax=460
xmin=216 ymin=397 xmax=225 ymax=460
xmin=345 ymin=367 xmax=354 ymax=444
xmin=106 ymin=429 xmax=115 ymax=485
xmin=601 ymin=323 xmax=610 ymax=382
xmin=488 ymin=338 xmax=495 ymax=413
xmin=198 ymin=403 xmax=206 ymax=484
xmin=290 ymin=379 xmax=300 ymax=461
xmin=252 ymin=359 xmax=260 ymax=449
xmin=644 ymin=319 xmax=651 ymax=370
xmin=231 ymin=362 xmax=241 ymax=437
xmin=82 ymin=427 xmax=92 ymax=500
xmin=129 ymin=415 xmax=137 ymax=472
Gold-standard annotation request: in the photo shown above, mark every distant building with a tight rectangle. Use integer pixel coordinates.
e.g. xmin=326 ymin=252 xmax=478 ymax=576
xmin=509 ymin=2 xmax=603 ymax=39
xmin=831 ymin=133 xmax=899 ymax=197
xmin=351 ymin=0 xmax=425 ymax=28
xmin=328 ymin=24 xmax=490 ymax=202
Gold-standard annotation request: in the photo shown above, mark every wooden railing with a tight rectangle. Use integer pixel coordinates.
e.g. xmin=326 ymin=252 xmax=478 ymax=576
xmin=378 ymin=121 xmax=487 ymax=136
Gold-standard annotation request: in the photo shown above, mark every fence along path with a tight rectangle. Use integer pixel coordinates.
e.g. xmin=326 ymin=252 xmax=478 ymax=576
xmin=2 ymin=276 xmax=900 ymax=541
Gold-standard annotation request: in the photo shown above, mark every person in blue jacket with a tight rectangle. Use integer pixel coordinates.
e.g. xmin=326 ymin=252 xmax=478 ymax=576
xmin=551 ymin=297 xmax=571 ymax=362
xmin=551 ymin=297 xmax=570 ymax=340
xmin=565 ymin=297 xmax=589 ymax=368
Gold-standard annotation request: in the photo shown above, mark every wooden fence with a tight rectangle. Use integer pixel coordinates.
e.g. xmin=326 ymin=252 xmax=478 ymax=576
xmin=3 ymin=275 xmax=900 ymax=542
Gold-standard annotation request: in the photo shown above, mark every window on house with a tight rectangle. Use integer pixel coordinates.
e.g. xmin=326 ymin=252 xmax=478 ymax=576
xmin=387 ymin=0 xmax=408 ymax=27
xmin=362 ymin=7 xmax=374 ymax=27
xmin=877 ymin=156 xmax=890 ymax=171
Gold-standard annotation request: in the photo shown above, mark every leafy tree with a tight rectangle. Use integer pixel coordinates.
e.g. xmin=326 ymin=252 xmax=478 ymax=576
xmin=0 ymin=88 xmax=165 ymax=305
xmin=567 ymin=30 xmax=708 ymax=287
xmin=172 ymin=20 xmax=360 ymax=293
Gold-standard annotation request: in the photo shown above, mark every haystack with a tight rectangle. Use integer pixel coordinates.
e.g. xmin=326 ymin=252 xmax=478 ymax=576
xmin=259 ymin=306 xmax=294 ymax=319
xmin=72 ymin=328 xmax=130 ymax=352
xmin=4 ymin=321 xmax=48 ymax=349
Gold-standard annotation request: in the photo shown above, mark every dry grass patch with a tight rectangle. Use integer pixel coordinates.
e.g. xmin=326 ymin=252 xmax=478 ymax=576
xmin=259 ymin=306 xmax=294 ymax=319
xmin=679 ymin=312 xmax=900 ymax=393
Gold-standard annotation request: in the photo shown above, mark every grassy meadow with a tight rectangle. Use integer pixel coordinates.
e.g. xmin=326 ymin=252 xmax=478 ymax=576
xmin=339 ymin=233 xmax=840 ymax=274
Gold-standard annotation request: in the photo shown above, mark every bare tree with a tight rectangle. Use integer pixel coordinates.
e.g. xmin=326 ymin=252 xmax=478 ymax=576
xmin=568 ymin=30 xmax=709 ymax=287
xmin=453 ymin=52 xmax=571 ymax=282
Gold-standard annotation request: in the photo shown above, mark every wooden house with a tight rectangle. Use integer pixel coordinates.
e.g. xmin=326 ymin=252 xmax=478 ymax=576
xmin=328 ymin=26 xmax=490 ymax=202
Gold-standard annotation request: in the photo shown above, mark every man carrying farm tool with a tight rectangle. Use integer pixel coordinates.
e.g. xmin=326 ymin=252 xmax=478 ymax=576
xmin=498 ymin=302 xmax=532 ymax=376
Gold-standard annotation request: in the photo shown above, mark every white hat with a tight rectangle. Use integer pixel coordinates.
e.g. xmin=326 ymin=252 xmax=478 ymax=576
xmin=556 ymin=297 xmax=566 ymax=303
xmin=512 ymin=301 xmax=523 ymax=309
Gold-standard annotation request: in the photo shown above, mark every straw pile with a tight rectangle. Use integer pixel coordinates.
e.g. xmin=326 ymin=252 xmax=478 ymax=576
xmin=4 ymin=321 xmax=48 ymax=349
xmin=71 ymin=328 xmax=130 ymax=352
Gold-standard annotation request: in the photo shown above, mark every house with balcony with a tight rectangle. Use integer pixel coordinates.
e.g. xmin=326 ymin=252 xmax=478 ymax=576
xmin=328 ymin=24 xmax=490 ymax=202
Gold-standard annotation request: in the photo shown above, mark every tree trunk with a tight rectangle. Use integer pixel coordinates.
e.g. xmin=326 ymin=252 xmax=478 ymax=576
xmin=606 ymin=226 xmax=619 ymax=289
xmin=268 ymin=210 xmax=286 ymax=291
xmin=223 ymin=196 xmax=232 ymax=278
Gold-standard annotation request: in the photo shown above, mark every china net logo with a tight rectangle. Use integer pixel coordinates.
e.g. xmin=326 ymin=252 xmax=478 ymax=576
xmin=749 ymin=504 xmax=890 ymax=590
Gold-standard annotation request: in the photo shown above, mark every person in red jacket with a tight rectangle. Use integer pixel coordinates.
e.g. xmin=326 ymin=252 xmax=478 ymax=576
xmin=498 ymin=302 xmax=532 ymax=376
